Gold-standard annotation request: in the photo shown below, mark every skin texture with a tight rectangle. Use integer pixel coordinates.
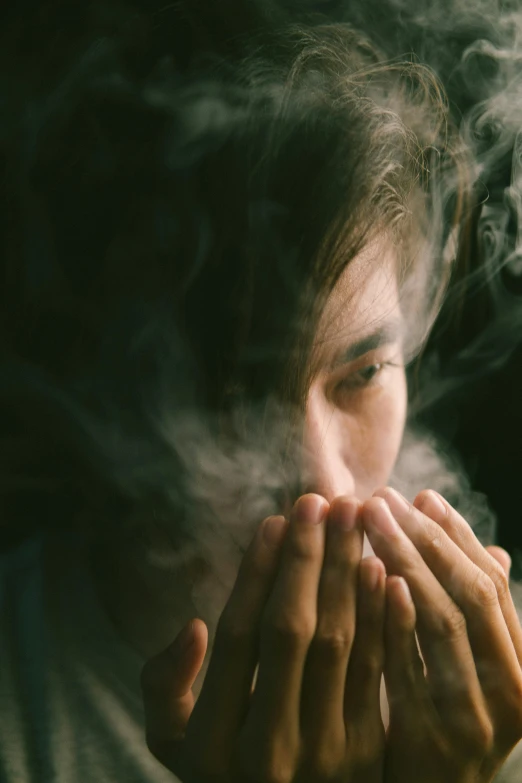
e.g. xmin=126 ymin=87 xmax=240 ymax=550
xmin=139 ymin=240 xmax=522 ymax=781
xmin=302 ymin=239 xmax=407 ymax=503
xmin=142 ymin=496 xmax=387 ymax=783
xmin=364 ymin=488 xmax=522 ymax=783
xmin=100 ymin=238 xmax=407 ymax=661
xmin=141 ymin=241 xmax=401 ymax=781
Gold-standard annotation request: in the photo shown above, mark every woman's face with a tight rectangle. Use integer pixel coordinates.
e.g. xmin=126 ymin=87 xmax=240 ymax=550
xmin=302 ymin=237 xmax=407 ymax=504
xmin=132 ymin=239 xmax=409 ymax=649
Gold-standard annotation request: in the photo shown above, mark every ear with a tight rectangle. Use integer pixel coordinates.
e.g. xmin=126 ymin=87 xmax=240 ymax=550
xmin=486 ymin=545 xmax=512 ymax=579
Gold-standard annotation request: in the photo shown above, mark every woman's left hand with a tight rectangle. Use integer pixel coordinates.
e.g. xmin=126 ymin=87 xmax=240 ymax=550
xmin=361 ymin=487 xmax=522 ymax=783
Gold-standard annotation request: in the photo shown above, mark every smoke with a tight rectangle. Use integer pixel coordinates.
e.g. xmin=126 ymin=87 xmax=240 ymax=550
xmin=390 ymin=425 xmax=497 ymax=546
xmin=91 ymin=404 xmax=501 ymax=632
xmin=88 ymin=397 xmax=500 ymax=631
xmin=143 ymin=400 xmax=300 ymax=625
xmin=4 ymin=0 xmax=522 ymax=618
xmin=356 ymin=0 xmax=522 ymax=377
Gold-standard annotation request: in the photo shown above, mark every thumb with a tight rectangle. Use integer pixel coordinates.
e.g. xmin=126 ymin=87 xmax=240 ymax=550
xmin=141 ymin=619 xmax=208 ymax=769
xmin=486 ymin=545 xmax=512 ymax=579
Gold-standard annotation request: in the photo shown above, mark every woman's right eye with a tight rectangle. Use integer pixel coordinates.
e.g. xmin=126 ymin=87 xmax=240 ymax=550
xmin=337 ymin=362 xmax=389 ymax=392
xmin=354 ymin=364 xmax=384 ymax=385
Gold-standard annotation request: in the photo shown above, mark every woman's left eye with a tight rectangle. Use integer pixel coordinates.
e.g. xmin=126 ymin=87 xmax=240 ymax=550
xmin=355 ymin=364 xmax=383 ymax=384
xmin=337 ymin=361 xmax=394 ymax=392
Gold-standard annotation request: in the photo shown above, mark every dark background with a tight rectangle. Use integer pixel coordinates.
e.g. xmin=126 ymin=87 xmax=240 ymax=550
xmin=2 ymin=0 xmax=522 ymax=567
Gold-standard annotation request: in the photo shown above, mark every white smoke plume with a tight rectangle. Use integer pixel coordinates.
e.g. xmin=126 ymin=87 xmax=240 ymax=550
xmin=73 ymin=1 xmax=522 ymax=603
xmin=4 ymin=0 xmax=522 ymax=616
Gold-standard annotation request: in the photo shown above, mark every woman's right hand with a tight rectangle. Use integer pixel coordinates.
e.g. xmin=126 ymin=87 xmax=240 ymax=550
xmin=141 ymin=494 xmax=386 ymax=783
xmin=362 ymin=488 xmax=522 ymax=783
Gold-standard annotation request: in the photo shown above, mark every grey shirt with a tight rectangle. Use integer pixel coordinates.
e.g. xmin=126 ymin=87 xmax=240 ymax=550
xmin=0 ymin=531 xmax=177 ymax=782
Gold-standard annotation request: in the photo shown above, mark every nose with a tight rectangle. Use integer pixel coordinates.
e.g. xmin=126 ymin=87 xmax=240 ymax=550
xmin=300 ymin=383 xmax=356 ymax=503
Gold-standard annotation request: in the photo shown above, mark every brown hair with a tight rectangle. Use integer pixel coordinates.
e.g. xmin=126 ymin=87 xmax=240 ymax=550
xmin=0 ymin=7 xmax=466 ymax=542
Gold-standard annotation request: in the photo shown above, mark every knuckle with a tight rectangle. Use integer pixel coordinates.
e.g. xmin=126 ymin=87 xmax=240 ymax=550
xmin=469 ymin=570 xmax=498 ymax=608
xmin=263 ymin=609 xmax=316 ymax=648
xmin=449 ymin=517 xmax=471 ymax=547
xmin=422 ymin=522 xmax=445 ymax=555
xmin=326 ymin=545 xmax=360 ymax=571
xmin=287 ymin=534 xmax=322 ymax=564
xmin=357 ymin=650 xmax=384 ymax=683
xmin=489 ymin=562 xmax=510 ymax=603
xmin=312 ymin=625 xmax=352 ymax=659
xmin=439 ymin=601 xmax=467 ymax=639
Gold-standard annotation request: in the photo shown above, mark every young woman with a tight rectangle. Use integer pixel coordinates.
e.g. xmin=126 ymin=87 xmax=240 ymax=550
xmin=1 ymin=4 xmax=521 ymax=782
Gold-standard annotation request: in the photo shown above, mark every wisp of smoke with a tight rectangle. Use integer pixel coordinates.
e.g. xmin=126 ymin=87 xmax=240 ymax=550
xmin=3 ymin=0 xmax=522 ymax=619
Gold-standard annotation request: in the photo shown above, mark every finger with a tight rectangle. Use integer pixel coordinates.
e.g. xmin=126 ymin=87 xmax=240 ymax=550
xmin=141 ymin=619 xmax=208 ymax=771
xmin=300 ymin=496 xmax=363 ymax=750
xmin=344 ymin=557 xmax=386 ymax=728
xmin=188 ymin=514 xmax=288 ymax=766
xmin=486 ymin=545 xmax=512 ymax=578
xmin=384 ymin=576 xmax=430 ymax=725
xmin=246 ymin=494 xmax=328 ymax=746
xmin=414 ymin=489 xmax=522 ymax=665
xmin=362 ymin=497 xmax=487 ymax=727
xmin=378 ymin=488 xmax=521 ymax=722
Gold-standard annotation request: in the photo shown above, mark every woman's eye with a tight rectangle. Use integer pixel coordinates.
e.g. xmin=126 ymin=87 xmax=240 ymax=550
xmin=356 ymin=364 xmax=383 ymax=383
xmin=337 ymin=362 xmax=389 ymax=392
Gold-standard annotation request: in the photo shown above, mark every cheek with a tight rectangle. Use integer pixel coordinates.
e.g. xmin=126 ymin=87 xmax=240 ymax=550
xmin=348 ymin=371 xmax=407 ymax=494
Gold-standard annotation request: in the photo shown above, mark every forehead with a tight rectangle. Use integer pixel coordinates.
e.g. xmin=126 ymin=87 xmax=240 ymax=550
xmin=316 ymin=237 xmax=401 ymax=350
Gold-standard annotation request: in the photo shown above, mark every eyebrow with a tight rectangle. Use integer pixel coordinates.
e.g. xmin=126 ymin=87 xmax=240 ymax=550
xmin=328 ymin=319 xmax=404 ymax=370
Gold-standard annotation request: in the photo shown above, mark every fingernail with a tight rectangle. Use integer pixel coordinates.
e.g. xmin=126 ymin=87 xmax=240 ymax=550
xmin=330 ymin=497 xmax=359 ymax=531
xmin=380 ymin=488 xmax=410 ymax=516
xmin=363 ymin=499 xmax=399 ymax=536
xmin=263 ymin=515 xmax=288 ymax=548
xmin=418 ymin=490 xmax=446 ymax=518
xmin=292 ymin=494 xmax=328 ymax=526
